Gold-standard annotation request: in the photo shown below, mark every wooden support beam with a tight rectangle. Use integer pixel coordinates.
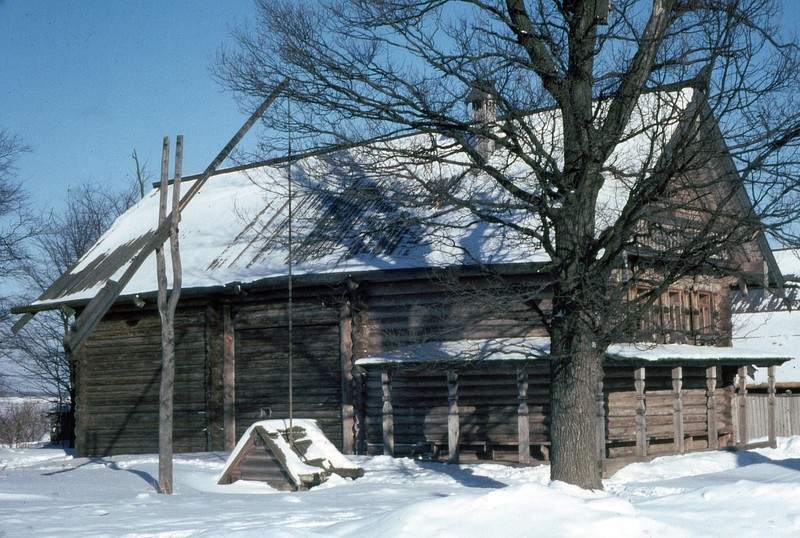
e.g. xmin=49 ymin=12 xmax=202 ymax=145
xmin=517 ymin=365 xmax=530 ymax=464
xmin=737 ymin=366 xmax=748 ymax=446
xmin=768 ymin=365 xmax=777 ymax=449
xmin=447 ymin=370 xmax=460 ymax=463
xmin=59 ymin=79 xmax=289 ymax=354
xmin=339 ymin=301 xmax=355 ymax=454
xmin=706 ymin=366 xmax=718 ymax=449
xmin=595 ymin=379 xmax=606 ymax=472
xmin=672 ymin=367 xmax=685 ymax=454
xmin=223 ymin=305 xmax=236 ymax=451
xmin=634 ymin=367 xmax=647 ymax=457
xmin=381 ymin=370 xmax=394 ymax=456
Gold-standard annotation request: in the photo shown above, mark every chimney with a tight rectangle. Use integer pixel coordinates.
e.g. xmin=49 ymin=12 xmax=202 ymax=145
xmin=466 ymin=81 xmax=497 ymax=158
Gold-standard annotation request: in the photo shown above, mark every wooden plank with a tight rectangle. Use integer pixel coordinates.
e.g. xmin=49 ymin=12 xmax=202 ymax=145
xmin=217 ymin=432 xmax=257 ymax=485
xmin=63 ymin=83 xmax=288 ymax=354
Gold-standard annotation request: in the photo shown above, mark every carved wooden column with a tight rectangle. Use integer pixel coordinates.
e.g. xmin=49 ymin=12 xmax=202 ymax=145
xmin=672 ymin=367 xmax=685 ymax=454
xmin=352 ymin=368 xmax=366 ymax=455
xmin=768 ymin=365 xmax=777 ymax=448
xmin=737 ymin=366 xmax=748 ymax=446
xmin=382 ymin=370 xmax=394 ymax=456
xmin=447 ymin=370 xmax=460 ymax=463
xmin=706 ymin=366 xmax=718 ymax=449
xmin=595 ymin=379 xmax=606 ymax=473
xmin=635 ymin=367 xmax=647 ymax=457
xmin=517 ymin=365 xmax=530 ymax=464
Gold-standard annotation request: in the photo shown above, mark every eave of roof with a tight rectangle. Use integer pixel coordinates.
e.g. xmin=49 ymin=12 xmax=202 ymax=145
xmin=354 ymin=337 xmax=792 ymax=367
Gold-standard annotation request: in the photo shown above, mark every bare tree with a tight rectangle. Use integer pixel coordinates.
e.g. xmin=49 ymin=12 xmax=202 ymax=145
xmin=0 ymin=399 xmax=50 ymax=448
xmin=0 ymin=130 xmax=31 ymax=401
xmin=131 ymin=149 xmax=151 ymax=200
xmin=214 ymin=0 xmax=800 ymax=488
xmin=2 ymin=182 xmax=140 ymax=443
xmin=0 ymin=129 xmax=31 ymax=282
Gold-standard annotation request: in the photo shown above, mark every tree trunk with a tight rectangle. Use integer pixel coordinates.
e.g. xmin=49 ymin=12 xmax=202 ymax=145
xmin=549 ymin=327 xmax=605 ymax=490
xmin=549 ymin=172 xmax=607 ymax=489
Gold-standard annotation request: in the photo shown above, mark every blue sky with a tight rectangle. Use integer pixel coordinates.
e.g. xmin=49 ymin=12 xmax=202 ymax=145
xmin=2 ymin=1 xmax=800 ymax=211
xmin=1 ymin=1 xmax=258 ymax=208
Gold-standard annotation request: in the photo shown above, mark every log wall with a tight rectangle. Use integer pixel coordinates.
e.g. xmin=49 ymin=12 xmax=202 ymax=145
xmin=73 ymin=266 xmax=748 ymax=466
xmin=363 ymin=362 xmax=551 ymax=461
xmin=231 ymin=290 xmax=343 ymax=448
xmin=75 ymin=284 xmax=346 ymax=457
xmin=76 ymin=304 xmax=214 ymax=456
xmin=354 ymin=273 xmax=551 ymax=358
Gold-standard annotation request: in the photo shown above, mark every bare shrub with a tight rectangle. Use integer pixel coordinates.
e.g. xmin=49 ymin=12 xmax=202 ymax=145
xmin=0 ymin=400 xmax=50 ymax=448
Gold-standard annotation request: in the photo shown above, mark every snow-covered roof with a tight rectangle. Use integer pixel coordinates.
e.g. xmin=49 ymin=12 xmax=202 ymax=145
xmin=27 ymin=89 xmax=697 ymax=310
xmin=773 ymin=248 xmax=800 ymax=282
xmin=355 ymin=336 xmax=791 ymax=367
xmin=734 ymin=310 xmax=800 ymax=383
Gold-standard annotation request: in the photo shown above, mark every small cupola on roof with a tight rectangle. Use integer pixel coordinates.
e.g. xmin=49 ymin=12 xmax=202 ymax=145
xmin=465 ymin=81 xmax=497 ymax=158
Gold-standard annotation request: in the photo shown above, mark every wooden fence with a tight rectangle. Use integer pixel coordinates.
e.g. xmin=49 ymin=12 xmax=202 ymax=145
xmin=733 ymin=393 xmax=800 ymax=443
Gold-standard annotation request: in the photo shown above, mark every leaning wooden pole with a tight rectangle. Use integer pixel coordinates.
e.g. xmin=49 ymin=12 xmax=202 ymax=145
xmin=157 ymin=135 xmax=183 ymax=495
xmin=61 ymin=79 xmax=289 ymax=354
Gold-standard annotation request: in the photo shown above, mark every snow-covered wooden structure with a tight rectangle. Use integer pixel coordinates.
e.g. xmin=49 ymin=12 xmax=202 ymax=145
xmin=217 ymin=419 xmax=363 ymax=491
xmin=734 ymin=248 xmax=800 ymax=386
xmin=732 ymin=248 xmax=800 ymax=440
xmin=13 ymin=88 xmax=792 ymax=470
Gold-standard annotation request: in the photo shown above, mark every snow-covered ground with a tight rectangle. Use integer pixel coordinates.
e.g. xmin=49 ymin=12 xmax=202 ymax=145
xmin=2 ymin=439 xmax=800 ymax=537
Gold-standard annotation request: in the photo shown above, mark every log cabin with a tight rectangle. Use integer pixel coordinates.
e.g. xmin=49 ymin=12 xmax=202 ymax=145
xmin=13 ymin=88 xmax=792 ymax=473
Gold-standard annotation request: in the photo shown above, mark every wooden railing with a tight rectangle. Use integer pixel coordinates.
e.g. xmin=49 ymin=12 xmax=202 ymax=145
xmin=734 ymin=393 xmax=800 ymax=442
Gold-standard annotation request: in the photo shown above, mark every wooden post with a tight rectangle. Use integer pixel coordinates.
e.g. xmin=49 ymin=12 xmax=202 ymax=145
xmin=203 ymin=306 xmax=219 ymax=451
xmin=381 ymin=370 xmax=394 ymax=456
xmin=157 ymin=135 xmax=183 ymax=495
xmin=672 ymin=367 xmax=685 ymax=454
xmin=73 ymin=346 xmax=86 ymax=455
xmin=768 ymin=365 xmax=777 ymax=448
xmin=706 ymin=366 xmax=718 ymax=449
xmin=737 ymin=366 xmax=748 ymax=446
xmin=447 ymin=370 xmax=460 ymax=463
xmin=595 ymin=379 xmax=606 ymax=473
xmin=222 ymin=305 xmax=236 ymax=451
xmin=634 ymin=367 xmax=647 ymax=457
xmin=339 ymin=301 xmax=355 ymax=454
xmin=517 ymin=365 xmax=530 ymax=464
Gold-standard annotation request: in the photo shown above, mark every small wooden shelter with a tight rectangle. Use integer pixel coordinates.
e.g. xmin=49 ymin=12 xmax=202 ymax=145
xmin=218 ymin=419 xmax=363 ymax=491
